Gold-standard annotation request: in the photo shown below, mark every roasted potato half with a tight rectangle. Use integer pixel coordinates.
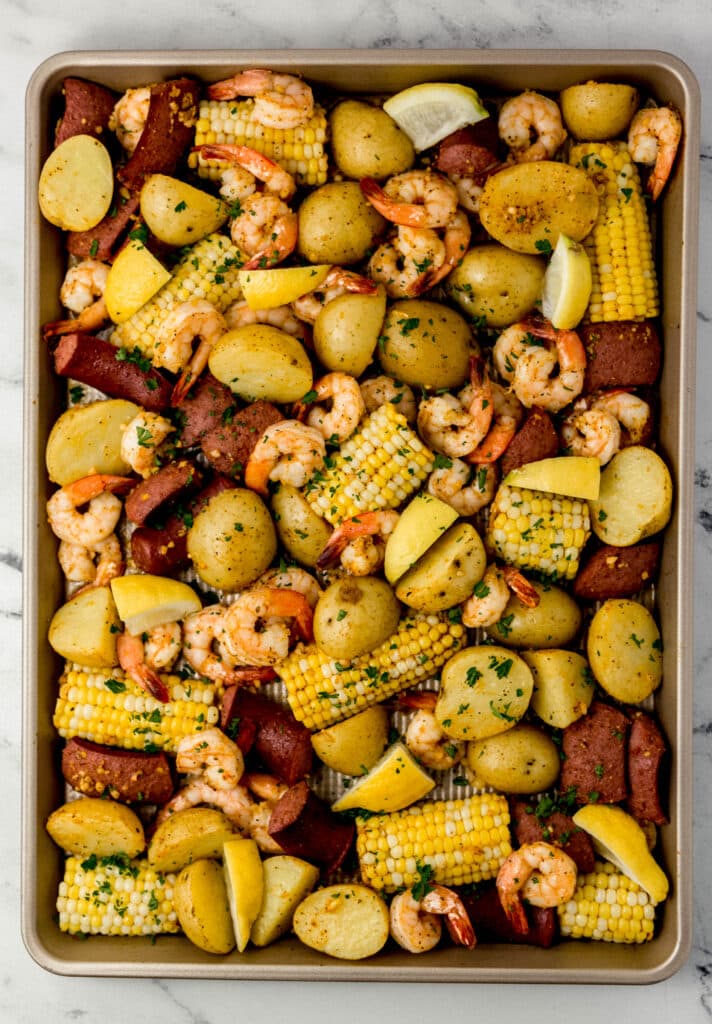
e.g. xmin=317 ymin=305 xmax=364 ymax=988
xmin=147 ymin=807 xmax=238 ymax=874
xmin=46 ymin=797 xmax=145 ymax=858
xmin=589 ymin=446 xmax=673 ymax=547
xmin=293 ymin=884 xmax=390 ymax=960
xmin=174 ymin=859 xmax=236 ymax=955
xmin=436 ymin=645 xmax=534 ymax=741
xmin=587 ymin=598 xmax=663 ymax=704
xmin=395 ymin=521 xmax=486 ymax=613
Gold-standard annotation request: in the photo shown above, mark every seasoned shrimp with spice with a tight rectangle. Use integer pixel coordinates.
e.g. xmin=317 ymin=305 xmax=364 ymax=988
xmin=389 ymin=883 xmax=476 ymax=953
xmin=498 ymin=91 xmax=567 ymax=162
xmin=460 ymin=563 xmax=539 ymax=630
xmin=510 ymin=321 xmax=586 ymax=413
xmin=361 ymin=170 xmax=459 ymax=229
xmin=120 ymin=411 xmax=174 ymax=478
xmin=220 ymin=586 xmax=315 ymax=666
xmin=47 ymin=474 xmax=133 ymax=549
xmin=175 ymin=726 xmax=244 ymax=790
xmin=42 ymin=259 xmax=110 ymax=339
xmin=295 ymin=372 xmax=366 ymax=444
xmin=224 ymin=299 xmax=311 ymax=347
xmin=57 ymin=534 xmax=124 ymax=590
xmin=426 ymin=458 xmax=497 ymax=517
xmin=151 ymin=298 xmax=227 ymax=402
xmin=182 ymin=605 xmax=277 ymax=686
xmin=207 ymin=69 xmax=314 ymax=129
xmin=109 ymin=86 xmax=151 ymax=153
xmin=417 ymin=357 xmax=493 ymax=458
xmin=316 ymin=510 xmax=400 ymax=576
xmin=496 ymin=842 xmax=578 ymax=934
xmin=400 ymin=690 xmax=464 ymax=771
xmin=360 ymin=375 xmax=417 ymax=424
xmin=628 ymin=105 xmax=682 ymax=200
xmin=244 ymin=420 xmax=326 ymax=496
xmin=291 ymin=267 xmax=378 ymax=324
xmin=116 ymin=627 xmax=178 ymax=703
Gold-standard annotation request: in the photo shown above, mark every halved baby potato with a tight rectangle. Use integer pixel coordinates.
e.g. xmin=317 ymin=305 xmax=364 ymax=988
xmin=46 ymin=399 xmax=139 ymax=486
xmin=46 ymin=797 xmax=145 ymax=858
xmin=436 ymin=645 xmax=534 ymax=741
xmin=311 ymin=705 xmax=389 ymax=776
xmin=384 ymin=492 xmax=459 ymax=585
xmin=48 ymin=585 xmax=121 ymax=667
xmin=140 ymin=174 xmax=229 ymax=246
xmin=39 ymin=134 xmax=114 ymax=231
xmin=148 ymin=807 xmax=238 ymax=873
xmin=293 ymin=884 xmax=390 ymax=960
xmin=208 ymin=324 xmax=313 ymax=403
xmin=395 ymin=521 xmax=487 ymax=612
xmin=589 ymin=446 xmax=673 ymax=546
xmin=313 ymin=287 xmax=387 ymax=377
xmin=560 ymin=81 xmax=640 ymax=141
xmin=174 ymin=859 xmax=235 ymax=955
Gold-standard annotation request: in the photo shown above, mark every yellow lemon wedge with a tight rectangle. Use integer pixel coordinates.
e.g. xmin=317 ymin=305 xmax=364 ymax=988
xmin=384 ymin=492 xmax=459 ymax=585
xmin=238 ymin=264 xmax=332 ymax=310
xmin=110 ymin=575 xmax=202 ymax=636
xmin=504 ymin=456 xmax=600 ymax=501
xmin=383 ymin=82 xmax=489 ymax=152
xmin=541 ymin=232 xmax=593 ymax=329
xmin=104 ymin=239 xmax=172 ymax=324
xmin=223 ymin=838 xmax=264 ymax=952
xmin=331 ymin=741 xmax=435 ymax=813
xmin=572 ymin=805 xmax=669 ymax=904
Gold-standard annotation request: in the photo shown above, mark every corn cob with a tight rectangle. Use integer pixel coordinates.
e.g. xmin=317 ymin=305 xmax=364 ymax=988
xmin=570 ymin=142 xmax=658 ymax=323
xmin=109 ymin=233 xmax=243 ymax=360
xmin=486 ymin=483 xmax=591 ymax=581
xmin=190 ymin=98 xmax=329 ymax=187
xmin=356 ymin=793 xmax=512 ymax=893
xmin=304 ymin=403 xmax=434 ymax=526
xmin=53 ymin=666 xmax=220 ymax=752
xmin=279 ymin=613 xmax=465 ymax=731
xmin=57 ymin=855 xmax=179 ymax=936
xmin=558 ymin=860 xmax=657 ymax=943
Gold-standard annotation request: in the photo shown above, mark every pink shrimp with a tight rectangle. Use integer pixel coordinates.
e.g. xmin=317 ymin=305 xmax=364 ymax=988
xmin=207 ymin=69 xmax=314 ymax=130
xmin=316 ymin=510 xmax=400 ymax=574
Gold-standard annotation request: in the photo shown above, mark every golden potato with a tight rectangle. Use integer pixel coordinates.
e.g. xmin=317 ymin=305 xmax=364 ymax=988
xmin=48 ymin=586 xmax=121 ymax=667
xmin=140 ymin=174 xmax=229 ymax=246
xmin=187 ymin=488 xmax=277 ymax=591
xmin=46 ymin=399 xmax=139 ymax=486
xmin=522 ymin=649 xmax=595 ymax=728
xmin=378 ymin=299 xmax=472 ymax=389
xmin=395 ymin=522 xmax=486 ymax=612
xmin=250 ymin=856 xmax=320 ymax=947
xmin=313 ymin=576 xmax=401 ymax=660
xmin=587 ymin=598 xmax=662 ymax=704
xmin=445 ymin=245 xmax=546 ymax=328
xmin=174 ymin=859 xmax=235 ymax=955
xmin=297 ymin=181 xmax=387 ymax=265
xmin=208 ymin=324 xmax=313 ymax=404
xmin=293 ymin=884 xmax=390 ymax=960
xmin=271 ymin=484 xmax=332 ymax=568
xmin=311 ymin=706 xmax=389 ymax=776
xmin=466 ymin=724 xmax=560 ymax=794
xmin=560 ymin=81 xmax=639 ymax=140
xmin=46 ymin=797 xmax=145 ymax=858
xmin=490 ymin=579 xmax=582 ymax=649
xmin=384 ymin=492 xmax=459 ymax=585
xmin=436 ymin=645 xmax=534 ymax=741
xmin=590 ymin=446 xmax=673 ymax=547
xmin=329 ymin=99 xmax=415 ymax=180
xmin=148 ymin=807 xmax=237 ymax=873
xmin=39 ymin=134 xmax=113 ymax=231
xmin=313 ymin=287 xmax=387 ymax=376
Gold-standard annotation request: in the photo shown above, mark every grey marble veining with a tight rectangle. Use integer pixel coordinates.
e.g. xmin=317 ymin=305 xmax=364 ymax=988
xmin=5 ymin=1 xmax=712 ymax=1020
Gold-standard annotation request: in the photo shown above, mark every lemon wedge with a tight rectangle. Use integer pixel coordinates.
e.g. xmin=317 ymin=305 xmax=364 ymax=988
xmin=572 ymin=805 xmax=669 ymax=904
xmin=541 ymin=232 xmax=592 ymax=329
xmin=331 ymin=741 xmax=435 ymax=813
xmin=238 ymin=264 xmax=332 ymax=310
xmin=504 ymin=456 xmax=600 ymax=501
xmin=110 ymin=575 xmax=202 ymax=636
xmin=383 ymin=82 xmax=489 ymax=152
xmin=104 ymin=239 xmax=172 ymax=324
xmin=223 ymin=838 xmax=264 ymax=952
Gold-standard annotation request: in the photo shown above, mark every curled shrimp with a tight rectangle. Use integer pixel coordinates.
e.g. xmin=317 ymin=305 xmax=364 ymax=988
xmin=196 ymin=143 xmax=296 ymax=201
xmin=151 ymin=299 xmax=227 ymax=403
xmin=389 ymin=884 xmax=476 ymax=953
xmin=42 ymin=260 xmax=110 ymax=340
xmin=417 ymin=357 xmax=493 ymax=459
xmin=496 ymin=842 xmax=578 ymax=935
xmin=628 ymin=105 xmax=682 ymax=201
xmin=426 ymin=458 xmax=497 ymax=517
xmin=57 ymin=534 xmax=124 ymax=590
xmin=316 ymin=509 xmax=400 ymax=575
xmin=399 ymin=690 xmax=464 ymax=771
xmin=221 ymin=586 xmax=315 ymax=667
xmin=360 ymin=375 xmax=417 ymax=424
xmin=361 ymin=170 xmax=459 ymax=229
xmin=295 ymin=372 xmax=365 ymax=444
xmin=369 ymin=213 xmax=470 ymax=298
xmin=466 ymin=382 xmax=523 ymax=464
xmin=229 ymin=193 xmax=298 ymax=270
xmin=244 ymin=420 xmax=326 ymax=496
xmin=460 ymin=563 xmax=539 ymax=630
xmin=257 ymin=566 xmax=322 ymax=609
xmin=207 ymin=69 xmax=314 ymax=130
xmin=498 ymin=91 xmax=567 ymax=162
xmin=120 ymin=411 xmax=174 ymax=478
xmin=116 ymin=625 xmax=181 ymax=703
xmin=109 ymin=86 xmax=151 ymax=153
xmin=47 ymin=473 xmax=132 ymax=548
xmin=591 ymin=389 xmax=652 ymax=444
xmin=224 ymin=299 xmax=311 ymax=348
xmin=291 ymin=267 xmax=378 ymax=324
xmin=175 ymin=726 xmax=244 ymax=790
xmin=560 ymin=405 xmax=621 ymax=466
xmin=182 ymin=605 xmax=277 ymax=686
xmin=510 ymin=321 xmax=586 ymax=413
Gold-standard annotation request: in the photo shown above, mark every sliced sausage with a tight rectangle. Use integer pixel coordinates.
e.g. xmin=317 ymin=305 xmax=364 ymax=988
xmin=626 ymin=711 xmax=668 ymax=826
xmin=434 ymin=119 xmax=500 ymax=176
xmin=573 ymin=541 xmax=661 ymax=601
xmin=51 ymin=332 xmax=173 ymax=411
xmin=66 ymin=192 xmax=141 ymax=260
xmin=61 ymin=737 xmax=174 ymax=805
xmin=174 ymin=373 xmax=238 ymax=448
xmin=509 ymin=797 xmax=596 ymax=873
xmin=268 ymin=780 xmax=355 ymax=872
xmin=581 ymin=321 xmax=662 ymax=392
xmin=500 ymin=407 xmax=560 ymax=477
xmin=463 ymin=886 xmax=558 ymax=947
xmin=201 ymin=399 xmax=283 ymax=476
xmin=560 ymin=701 xmax=629 ymax=805
xmin=125 ymin=459 xmax=203 ymax=526
xmin=220 ymin=687 xmax=313 ymax=785
xmin=55 ymin=77 xmax=117 ymax=147
xmin=117 ymin=78 xmax=199 ymax=191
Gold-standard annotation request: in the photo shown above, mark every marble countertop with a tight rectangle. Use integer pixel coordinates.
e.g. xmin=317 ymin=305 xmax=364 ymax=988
xmin=6 ymin=2 xmax=712 ymax=1021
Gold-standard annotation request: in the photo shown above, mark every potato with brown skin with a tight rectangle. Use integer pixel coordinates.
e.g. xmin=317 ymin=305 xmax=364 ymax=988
xmin=445 ymin=245 xmax=545 ymax=328
xmin=378 ymin=299 xmax=472 ymax=389
xmin=297 ymin=181 xmax=387 ymax=265
xmin=329 ymin=100 xmax=415 ymax=180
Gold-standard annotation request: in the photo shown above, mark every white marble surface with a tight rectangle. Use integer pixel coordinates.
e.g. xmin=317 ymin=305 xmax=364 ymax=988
xmin=5 ymin=1 xmax=712 ymax=1020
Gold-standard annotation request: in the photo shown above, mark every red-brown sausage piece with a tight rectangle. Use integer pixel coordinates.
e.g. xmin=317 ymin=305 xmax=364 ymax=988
xmin=500 ymin=407 xmax=560 ymax=477
xmin=463 ymin=886 xmax=558 ymax=947
xmin=220 ymin=687 xmax=313 ymax=785
xmin=201 ymin=400 xmax=283 ymax=476
xmin=434 ymin=121 xmax=500 ymax=176
xmin=560 ymin=702 xmax=629 ymax=805
xmin=52 ymin=332 xmax=173 ymax=411
xmin=61 ymin=737 xmax=174 ymax=805
xmin=573 ymin=541 xmax=661 ymax=601
xmin=626 ymin=711 xmax=668 ymax=826
xmin=125 ymin=460 xmax=203 ymax=526
xmin=581 ymin=321 xmax=662 ymax=392
xmin=55 ymin=77 xmax=117 ymax=147
xmin=66 ymin=192 xmax=141 ymax=260
xmin=117 ymin=78 xmax=199 ymax=191
xmin=174 ymin=373 xmax=237 ymax=449
xmin=268 ymin=781 xmax=355 ymax=872
xmin=509 ymin=797 xmax=596 ymax=873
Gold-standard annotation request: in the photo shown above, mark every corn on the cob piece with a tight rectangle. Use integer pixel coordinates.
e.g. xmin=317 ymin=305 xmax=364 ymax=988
xmin=278 ymin=613 xmax=465 ymax=731
xmin=53 ymin=666 xmax=220 ymax=752
xmin=190 ymin=98 xmax=329 ymax=187
xmin=558 ymin=860 xmax=657 ymax=943
xmin=356 ymin=793 xmax=512 ymax=893
xmin=304 ymin=403 xmax=434 ymax=526
xmin=570 ymin=142 xmax=658 ymax=323
xmin=57 ymin=854 xmax=179 ymax=936
xmin=109 ymin=233 xmax=243 ymax=360
xmin=486 ymin=482 xmax=591 ymax=581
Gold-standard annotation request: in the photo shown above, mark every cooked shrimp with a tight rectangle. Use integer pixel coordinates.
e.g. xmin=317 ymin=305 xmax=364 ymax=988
xmin=152 ymin=299 xmax=227 ymax=402
xmin=47 ymin=474 xmax=132 ymax=548
xmin=368 ymin=226 xmax=446 ymax=299
xmin=466 ymin=383 xmax=523 ymax=464
xmin=426 ymin=459 xmax=497 ymax=517
xmin=451 ymin=173 xmax=486 ymax=214
xmin=417 ymin=358 xmax=493 ymax=458
xmin=361 ymin=170 xmax=459 ymax=229
xmin=196 ymin=143 xmax=296 ymax=201
xmin=498 ymin=91 xmax=567 ymax=162
xmin=57 ymin=534 xmax=124 ymax=589
xmin=120 ymin=411 xmax=174 ymax=478
xmin=207 ymin=69 xmax=314 ymax=130
xmin=496 ymin=842 xmax=578 ymax=935
xmin=244 ymin=420 xmax=326 ymax=496
xmin=460 ymin=564 xmax=539 ymax=630
xmin=560 ymin=405 xmax=621 ymax=466
xmin=116 ymin=630 xmax=171 ymax=703
xmin=291 ymin=267 xmax=378 ymax=324
xmin=182 ymin=606 xmax=276 ymax=686
xmin=175 ymin=726 xmax=244 ymax=790
xmin=220 ymin=586 xmax=314 ymax=666
xmin=389 ymin=884 xmax=476 ymax=953
xmin=360 ymin=375 xmax=417 ymax=424
xmin=295 ymin=372 xmax=365 ymax=444
xmin=59 ymin=259 xmax=109 ymax=314
xmin=628 ymin=105 xmax=682 ymax=201
xmin=257 ymin=566 xmax=322 ymax=608
xmin=229 ymin=193 xmax=298 ymax=270
xmin=492 ymin=320 xmax=546 ymax=382
xmin=511 ymin=321 xmax=586 ymax=412
xmin=316 ymin=509 xmax=400 ymax=575
xmin=224 ymin=299 xmax=311 ymax=347
xmin=109 ymin=86 xmax=151 ymax=153
xmin=591 ymin=390 xmax=652 ymax=444
xmin=400 ymin=691 xmax=464 ymax=771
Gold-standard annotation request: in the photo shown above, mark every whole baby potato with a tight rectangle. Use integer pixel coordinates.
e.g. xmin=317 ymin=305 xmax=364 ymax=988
xmin=560 ymin=81 xmax=640 ymax=140
xmin=313 ymin=287 xmax=387 ymax=376
xmin=271 ymin=484 xmax=332 ymax=568
xmin=313 ymin=576 xmax=401 ymax=661
xmin=329 ymin=99 xmax=415 ymax=180
xmin=311 ymin=706 xmax=389 ymax=776
xmin=378 ymin=299 xmax=472 ymax=389
xmin=445 ymin=244 xmax=546 ymax=328
xmin=587 ymin=598 xmax=662 ymax=704
xmin=489 ymin=579 xmax=582 ymax=649
xmin=208 ymin=325 xmax=313 ymax=404
xmin=187 ymin=488 xmax=277 ymax=591
xmin=297 ymin=181 xmax=387 ymax=265
xmin=466 ymin=723 xmax=560 ymax=794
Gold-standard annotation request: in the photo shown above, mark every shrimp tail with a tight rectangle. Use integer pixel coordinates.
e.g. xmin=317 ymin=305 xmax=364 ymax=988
xmin=133 ymin=663 xmax=171 ymax=704
xmin=502 ymin=566 xmax=540 ymax=608
xmin=500 ymin=892 xmax=530 ymax=937
xmin=398 ymin=690 xmax=438 ymax=712
xmin=42 ymin=296 xmax=109 ymax=341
